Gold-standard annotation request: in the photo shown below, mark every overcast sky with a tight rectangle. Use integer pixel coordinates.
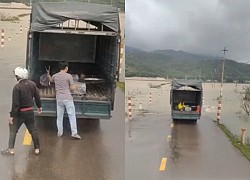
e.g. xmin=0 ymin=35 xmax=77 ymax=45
xmin=126 ymin=0 xmax=250 ymax=62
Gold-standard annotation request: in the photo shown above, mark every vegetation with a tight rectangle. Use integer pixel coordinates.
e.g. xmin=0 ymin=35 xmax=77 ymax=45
xmin=117 ymin=82 xmax=125 ymax=92
xmin=17 ymin=13 xmax=30 ymax=18
xmin=126 ymin=46 xmax=250 ymax=83
xmin=218 ymin=123 xmax=250 ymax=161
xmin=241 ymin=86 xmax=250 ymax=115
xmin=0 ymin=12 xmax=19 ymax=21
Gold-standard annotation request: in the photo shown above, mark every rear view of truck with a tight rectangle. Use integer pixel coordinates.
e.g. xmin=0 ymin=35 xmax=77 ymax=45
xmin=170 ymin=79 xmax=203 ymax=121
xmin=26 ymin=2 xmax=121 ymax=119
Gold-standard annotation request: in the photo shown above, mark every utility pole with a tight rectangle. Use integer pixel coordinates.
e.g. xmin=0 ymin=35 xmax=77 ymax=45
xmin=220 ymin=47 xmax=228 ymax=97
xmin=217 ymin=47 xmax=228 ymax=123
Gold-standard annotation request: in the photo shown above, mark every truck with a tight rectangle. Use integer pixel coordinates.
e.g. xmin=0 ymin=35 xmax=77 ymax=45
xmin=26 ymin=2 xmax=121 ymax=119
xmin=170 ymin=79 xmax=203 ymax=121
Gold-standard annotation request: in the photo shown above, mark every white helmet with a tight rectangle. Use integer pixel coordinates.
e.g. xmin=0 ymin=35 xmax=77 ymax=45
xmin=14 ymin=67 xmax=28 ymax=79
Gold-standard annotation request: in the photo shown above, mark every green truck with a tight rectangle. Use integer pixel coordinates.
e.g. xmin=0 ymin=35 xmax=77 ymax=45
xmin=170 ymin=79 xmax=203 ymax=121
xmin=26 ymin=2 xmax=121 ymax=119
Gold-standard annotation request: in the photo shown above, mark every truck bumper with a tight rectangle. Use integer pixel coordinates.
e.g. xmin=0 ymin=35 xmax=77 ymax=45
xmin=172 ymin=111 xmax=201 ymax=120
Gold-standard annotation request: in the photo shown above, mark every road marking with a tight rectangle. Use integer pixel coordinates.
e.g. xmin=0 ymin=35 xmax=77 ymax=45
xmin=23 ymin=129 xmax=32 ymax=145
xmin=159 ymin=157 xmax=168 ymax=171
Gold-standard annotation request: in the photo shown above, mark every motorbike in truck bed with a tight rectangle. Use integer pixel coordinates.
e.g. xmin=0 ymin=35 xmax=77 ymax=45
xmin=26 ymin=2 xmax=121 ymax=119
xmin=170 ymin=79 xmax=203 ymax=121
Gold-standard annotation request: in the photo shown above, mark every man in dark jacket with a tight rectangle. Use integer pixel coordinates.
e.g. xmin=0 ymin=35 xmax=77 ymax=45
xmin=1 ymin=67 xmax=42 ymax=156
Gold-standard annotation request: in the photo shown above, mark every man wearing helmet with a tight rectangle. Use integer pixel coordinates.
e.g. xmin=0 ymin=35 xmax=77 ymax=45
xmin=1 ymin=67 xmax=42 ymax=156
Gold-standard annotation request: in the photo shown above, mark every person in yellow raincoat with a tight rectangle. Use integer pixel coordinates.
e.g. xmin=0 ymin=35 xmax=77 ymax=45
xmin=178 ymin=101 xmax=186 ymax=111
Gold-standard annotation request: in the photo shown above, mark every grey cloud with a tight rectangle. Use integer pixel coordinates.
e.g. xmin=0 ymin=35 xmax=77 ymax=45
xmin=126 ymin=0 xmax=250 ymax=62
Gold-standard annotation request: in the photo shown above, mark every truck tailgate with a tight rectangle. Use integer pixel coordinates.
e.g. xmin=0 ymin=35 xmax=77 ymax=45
xmin=35 ymin=98 xmax=111 ymax=119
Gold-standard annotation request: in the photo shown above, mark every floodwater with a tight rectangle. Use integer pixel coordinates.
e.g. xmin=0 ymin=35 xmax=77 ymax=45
xmin=126 ymin=79 xmax=250 ymax=141
xmin=203 ymin=83 xmax=250 ymax=141
xmin=0 ymin=9 xmax=30 ymax=69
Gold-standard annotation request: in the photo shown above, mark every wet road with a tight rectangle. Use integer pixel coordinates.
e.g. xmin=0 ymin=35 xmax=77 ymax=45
xmin=125 ymin=79 xmax=250 ymax=180
xmin=0 ymin=9 xmax=125 ymax=180
xmin=0 ymin=76 xmax=124 ymax=180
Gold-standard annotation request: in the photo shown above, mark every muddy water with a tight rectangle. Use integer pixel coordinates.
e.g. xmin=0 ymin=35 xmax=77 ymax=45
xmin=203 ymin=83 xmax=250 ymax=141
xmin=0 ymin=9 xmax=30 ymax=76
xmin=126 ymin=79 xmax=250 ymax=140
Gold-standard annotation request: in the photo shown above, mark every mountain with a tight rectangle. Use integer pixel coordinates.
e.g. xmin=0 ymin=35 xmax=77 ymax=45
xmin=125 ymin=46 xmax=250 ymax=83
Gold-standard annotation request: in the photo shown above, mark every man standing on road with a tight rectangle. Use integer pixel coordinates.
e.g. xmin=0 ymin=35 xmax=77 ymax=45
xmin=1 ymin=67 xmax=42 ymax=156
xmin=48 ymin=61 xmax=81 ymax=139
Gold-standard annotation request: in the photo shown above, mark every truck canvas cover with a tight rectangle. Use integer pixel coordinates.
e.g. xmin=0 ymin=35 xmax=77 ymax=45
xmin=31 ymin=2 xmax=119 ymax=32
xmin=172 ymin=79 xmax=202 ymax=91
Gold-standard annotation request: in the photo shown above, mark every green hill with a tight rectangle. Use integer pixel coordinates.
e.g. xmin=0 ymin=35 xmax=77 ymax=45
xmin=126 ymin=46 xmax=250 ymax=83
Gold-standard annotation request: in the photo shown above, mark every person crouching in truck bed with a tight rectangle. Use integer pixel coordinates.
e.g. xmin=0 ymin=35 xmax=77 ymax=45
xmin=1 ymin=67 xmax=42 ymax=156
xmin=178 ymin=100 xmax=186 ymax=111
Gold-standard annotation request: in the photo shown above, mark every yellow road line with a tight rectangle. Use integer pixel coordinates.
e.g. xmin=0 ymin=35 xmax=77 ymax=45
xmin=23 ymin=129 xmax=32 ymax=145
xmin=159 ymin=157 xmax=168 ymax=171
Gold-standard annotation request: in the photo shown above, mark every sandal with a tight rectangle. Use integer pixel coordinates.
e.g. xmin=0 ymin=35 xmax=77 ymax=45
xmin=34 ymin=148 xmax=40 ymax=155
xmin=1 ymin=149 xmax=14 ymax=156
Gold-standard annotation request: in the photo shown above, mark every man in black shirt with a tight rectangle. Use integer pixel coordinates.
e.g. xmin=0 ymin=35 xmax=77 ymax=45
xmin=1 ymin=67 xmax=42 ymax=156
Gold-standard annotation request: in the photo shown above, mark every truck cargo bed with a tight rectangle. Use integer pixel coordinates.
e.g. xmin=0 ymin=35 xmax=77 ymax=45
xmin=39 ymin=84 xmax=109 ymax=101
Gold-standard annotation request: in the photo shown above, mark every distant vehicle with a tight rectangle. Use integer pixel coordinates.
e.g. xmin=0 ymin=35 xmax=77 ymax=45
xmin=170 ymin=79 xmax=203 ymax=121
xmin=26 ymin=2 xmax=121 ymax=120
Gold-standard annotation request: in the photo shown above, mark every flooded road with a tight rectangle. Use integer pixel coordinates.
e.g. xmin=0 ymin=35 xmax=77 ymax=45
xmin=203 ymin=83 xmax=250 ymax=141
xmin=126 ymin=79 xmax=250 ymax=140
xmin=125 ymin=79 xmax=250 ymax=179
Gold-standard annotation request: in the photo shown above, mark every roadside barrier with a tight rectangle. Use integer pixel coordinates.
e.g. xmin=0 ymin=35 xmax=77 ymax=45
xmin=241 ymin=128 xmax=246 ymax=145
xmin=20 ymin=25 xmax=23 ymax=34
xmin=119 ymin=40 xmax=124 ymax=75
xmin=139 ymin=103 xmax=143 ymax=114
xmin=1 ymin=29 xmax=4 ymax=48
xmin=149 ymin=92 xmax=152 ymax=104
xmin=128 ymin=97 xmax=132 ymax=120
xmin=128 ymin=96 xmax=132 ymax=138
xmin=216 ymin=97 xmax=222 ymax=122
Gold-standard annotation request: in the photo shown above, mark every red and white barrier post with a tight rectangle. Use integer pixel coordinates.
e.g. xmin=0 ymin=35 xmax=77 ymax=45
xmin=241 ymin=128 xmax=246 ymax=145
xmin=139 ymin=103 xmax=143 ymax=114
xmin=216 ymin=97 xmax=222 ymax=122
xmin=128 ymin=96 xmax=132 ymax=138
xmin=20 ymin=25 xmax=23 ymax=34
xmin=1 ymin=29 xmax=4 ymax=48
xmin=149 ymin=92 xmax=152 ymax=104
xmin=119 ymin=40 xmax=124 ymax=75
xmin=128 ymin=97 xmax=132 ymax=120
